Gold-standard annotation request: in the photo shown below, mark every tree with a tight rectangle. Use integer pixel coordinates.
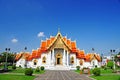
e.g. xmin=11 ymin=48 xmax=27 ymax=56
xmin=92 ymin=68 xmax=101 ymax=76
xmin=114 ymin=52 xmax=120 ymax=68
xmin=107 ymin=61 xmax=113 ymax=69
xmin=0 ymin=52 xmax=15 ymax=64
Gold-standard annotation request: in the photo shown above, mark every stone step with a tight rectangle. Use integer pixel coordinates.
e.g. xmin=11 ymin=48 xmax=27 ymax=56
xmin=49 ymin=66 xmax=70 ymax=70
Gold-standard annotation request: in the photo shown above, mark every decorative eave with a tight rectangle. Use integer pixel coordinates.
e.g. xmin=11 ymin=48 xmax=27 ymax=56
xmin=86 ymin=53 xmax=101 ymax=62
xmin=18 ymin=30 xmax=102 ymax=62
xmin=76 ymin=49 xmax=85 ymax=59
xmin=47 ymin=31 xmax=71 ymax=51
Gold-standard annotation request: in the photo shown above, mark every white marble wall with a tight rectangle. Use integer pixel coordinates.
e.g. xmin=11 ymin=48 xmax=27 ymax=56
xmin=91 ymin=60 xmax=99 ymax=68
xmin=70 ymin=53 xmax=76 ymax=66
xmin=16 ymin=49 xmax=101 ymax=70
xmin=16 ymin=58 xmax=26 ymax=68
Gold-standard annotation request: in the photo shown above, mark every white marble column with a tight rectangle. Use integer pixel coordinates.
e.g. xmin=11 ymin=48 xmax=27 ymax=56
xmin=63 ymin=49 xmax=65 ymax=66
xmin=66 ymin=51 xmax=67 ymax=65
xmin=49 ymin=51 xmax=51 ymax=66
xmin=67 ymin=51 xmax=69 ymax=66
xmin=52 ymin=49 xmax=54 ymax=66
xmin=50 ymin=51 xmax=52 ymax=65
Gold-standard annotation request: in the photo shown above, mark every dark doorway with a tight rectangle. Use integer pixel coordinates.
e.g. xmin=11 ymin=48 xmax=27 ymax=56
xmin=57 ymin=58 xmax=60 ymax=64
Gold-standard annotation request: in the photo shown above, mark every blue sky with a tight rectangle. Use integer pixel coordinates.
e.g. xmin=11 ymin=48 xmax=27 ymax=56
xmin=0 ymin=0 xmax=120 ymax=55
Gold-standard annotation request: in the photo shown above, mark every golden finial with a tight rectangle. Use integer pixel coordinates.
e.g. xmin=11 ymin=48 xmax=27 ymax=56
xmin=58 ymin=28 xmax=60 ymax=33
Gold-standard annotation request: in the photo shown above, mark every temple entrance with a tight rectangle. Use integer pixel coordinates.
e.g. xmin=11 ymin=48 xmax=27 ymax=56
xmin=56 ymin=53 xmax=62 ymax=65
xmin=57 ymin=58 xmax=60 ymax=64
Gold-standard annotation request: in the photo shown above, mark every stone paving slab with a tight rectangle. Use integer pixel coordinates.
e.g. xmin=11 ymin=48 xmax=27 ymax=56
xmin=34 ymin=70 xmax=93 ymax=80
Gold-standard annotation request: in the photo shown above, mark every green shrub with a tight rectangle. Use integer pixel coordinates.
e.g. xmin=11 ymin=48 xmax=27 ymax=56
xmin=104 ymin=66 xmax=107 ymax=70
xmin=101 ymin=65 xmax=105 ymax=68
xmin=112 ymin=70 xmax=117 ymax=73
xmin=76 ymin=66 xmax=80 ymax=70
xmin=19 ymin=65 xmax=21 ymax=68
xmin=35 ymin=67 xmax=40 ymax=72
xmin=12 ymin=64 xmax=16 ymax=70
xmin=118 ymin=77 xmax=120 ymax=80
xmin=25 ymin=68 xmax=33 ymax=76
xmin=107 ymin=61 xmax=113 ymax=69
xmin=116 ymin=64 xmax=120 ymax=69
xmin=40 ymin=66 xmax=44 ymax=71
xmin=92 ymin=68 xmax=101 ymax=76
xmin=95 ymin=65 xmax=97 ymax=68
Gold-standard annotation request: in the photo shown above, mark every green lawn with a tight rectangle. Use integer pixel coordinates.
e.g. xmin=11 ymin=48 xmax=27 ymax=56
xmin=91 ymin=75 xmax=120 ymax=80
xmin=75 ymin=68 xmax=119 ymax=74
xmin=0 ymin=74 xmax=35 ymax=80
xmin=101 ymin=69 xmax=113 ymax=74
xmin=10 ymin=68 xmax=25 ymax=73
xmin=9 ymin=67 xmax=45 ymax=74
xmin=91 ymin=69 xmax=120 ymax=80
xmin=75 ymin=68 xmax=120 ymax=80
xmin=0 ymin=65 xmax=12 ymax=69
xmin=0 ymin=65 xmax=45 ymax=80
xmin=75 ymin=70 xmax=81 ymax=73
xmin=0 ymin=65 xmax=4 ymax=68
xmin=0 ymin=65 xmax=45 ymax=74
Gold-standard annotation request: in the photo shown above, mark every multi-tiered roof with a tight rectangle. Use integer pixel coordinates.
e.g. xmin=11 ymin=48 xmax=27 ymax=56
xmin=15 ymin=32 xmax=101 ymax=62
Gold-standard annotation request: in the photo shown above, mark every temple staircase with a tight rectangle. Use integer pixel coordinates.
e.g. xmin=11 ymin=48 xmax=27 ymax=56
xmin=50 ymin=65 xmax=70 ymax=70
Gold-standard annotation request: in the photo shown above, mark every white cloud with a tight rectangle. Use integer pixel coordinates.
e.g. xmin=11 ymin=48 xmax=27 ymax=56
xmin=37 ymin=32 xmax=45 ymax=38
xmin=11 ymin=38 xmax=18 ymax=43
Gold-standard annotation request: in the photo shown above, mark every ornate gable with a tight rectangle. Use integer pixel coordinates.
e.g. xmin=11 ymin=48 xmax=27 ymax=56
xmin=48 ymin=32 xmax=71 ymax=51
xmin=86 ymin=53 xmax=101 ymax=62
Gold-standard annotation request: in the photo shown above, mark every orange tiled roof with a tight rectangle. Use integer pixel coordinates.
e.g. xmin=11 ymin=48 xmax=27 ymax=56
xmin=15 ymin=52 xmax=31 ymax=61
xmin=67 ymin=39 xmax=71 ymax=47
xmin=27 ymin=55 xmax=33 ymax=61
xmin=76 ymin=50 xmax=85 ymax=59
xmin=71 ymin=42 xmax=77 ymax=53
xmin=95 ymin=54 xmax=101 ymax=62
xmin=31 ymin=50 xmax=37 ymax=58
xmin=36 ymin=49 xmax=42 ymax=58
xmin=63 ymin=37 xmax=67 ymax=43
xmin=84 ymin=53 xmax=101 ymax=62
xmin=85 ymin=54 xmax=91 ymax=62
xmin=15 ymin=53 xmax=22 ymax=61
xmin=16 ymin=32 xmax=101 ymax=61
xmin=46 ymin=39 xmax=51 ymax=47
xmin=26 ymin=48 xmax=42 ymax=61
xmin=23 ymin=53 xmax=30 ymax=60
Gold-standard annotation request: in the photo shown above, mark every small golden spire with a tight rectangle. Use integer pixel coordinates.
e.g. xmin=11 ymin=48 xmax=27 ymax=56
xmin=58 ymin=28 xmax=60 ymax=33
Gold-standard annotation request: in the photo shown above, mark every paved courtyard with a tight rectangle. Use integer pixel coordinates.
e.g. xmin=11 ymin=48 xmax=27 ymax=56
xmin=34 ymin=70 xmax=93 ymax=80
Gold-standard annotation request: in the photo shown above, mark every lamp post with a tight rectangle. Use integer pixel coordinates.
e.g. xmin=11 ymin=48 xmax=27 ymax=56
xmin=101 ymin=53 xmax=103 ymax=66
xmin=5 ymin=48 xmax=10 ymax=71
xmin=92 ymin=48 xmax=95 ymax=53
xmin=110 ymin=49 xmax=115 ymax=70
xmin=24 ymin=47 xmax=27 ymax=68
xmin=92 ymin=48 xmax=95 ymax=67
xmin=24 ymin=47 xmax=27 ymax=51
